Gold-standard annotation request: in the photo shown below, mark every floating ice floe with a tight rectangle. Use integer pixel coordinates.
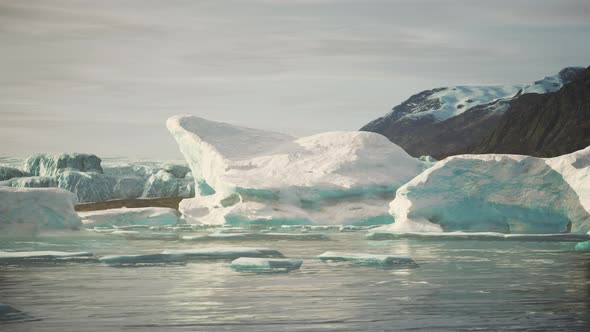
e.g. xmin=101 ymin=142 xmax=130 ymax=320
xmin=377 ymin=147 xmax=590 ymax=234
xmin=181 ymin=232 xmax=329 ymax=241
xmin=163 ymin=247 xmax=284 ymax=258
xmin=367 ymin=232 xmax=590 ymax=242
xmin=79 ymin=207 xmax=180 ymax=228
xmin=574 ymin=241 xmax=590 ymax=251
xmin=100 ymin=247 xmax=285 ymax=265
xmin=0 ymin=187 xmax=82 ymax=237
xmin=109 ymin=230 xmax=179 ymax=240
xmin=167 ymin=115 xmax=423 ymax=226
xmin=318 ymin=251 xmax=416 ymax=268
xmin=230 ymin=257 xmax=303 ymax=273
xmin=0 ymin=303 xmax=36 ymax=323
xmin=0 ymin=251 xmax=94 ymax=263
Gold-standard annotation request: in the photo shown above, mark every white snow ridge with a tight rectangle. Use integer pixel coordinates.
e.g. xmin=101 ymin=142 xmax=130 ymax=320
xmin=167 ymin=115 xmax=423 ymax=226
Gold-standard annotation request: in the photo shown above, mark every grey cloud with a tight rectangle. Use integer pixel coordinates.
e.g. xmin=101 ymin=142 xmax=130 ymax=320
xmin=0 ymin=0 xmax=589 ymax=158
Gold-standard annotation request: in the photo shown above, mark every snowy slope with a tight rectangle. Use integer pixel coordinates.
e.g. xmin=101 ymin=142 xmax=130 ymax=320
xmin=168 ymin=115 xmax=424 ymax=225
xmin=360 ymin=67 xmax=586 ymax=159
xmin=365 ymin=67 xmax=585 ymax=127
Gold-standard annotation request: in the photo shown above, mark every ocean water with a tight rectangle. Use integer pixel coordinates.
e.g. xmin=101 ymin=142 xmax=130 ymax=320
xmin=1 ymin=231 xmax=589 ymax=331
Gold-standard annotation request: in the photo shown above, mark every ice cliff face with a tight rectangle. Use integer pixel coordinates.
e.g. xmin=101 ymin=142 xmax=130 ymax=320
xmin=378 ymin=147 xmax=590 ymax=234
xmin=167 ymin=115 xmax=424 ymax=225
xmin=0 ymin=187 xmax=82 ymax=237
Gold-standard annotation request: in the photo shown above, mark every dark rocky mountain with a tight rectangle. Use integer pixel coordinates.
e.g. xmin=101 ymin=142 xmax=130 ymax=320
xmin=361 ymin=67 xmax=586 ymax=159
xmin=473 ymin=66 xmax=590 ymax=157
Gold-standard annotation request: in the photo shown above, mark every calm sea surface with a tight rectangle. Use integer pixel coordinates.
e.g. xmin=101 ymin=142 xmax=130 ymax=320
xmin=1 ymin=231 xmax=589 ymax=331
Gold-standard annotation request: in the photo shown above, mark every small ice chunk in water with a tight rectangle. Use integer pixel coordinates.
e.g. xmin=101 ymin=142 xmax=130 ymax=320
xmin=100 ymin=247 xmax=285 ymax=266
xmin=181 ymin=232 xmax=329 ymax=241
xmin=99 ymin=253 xmax=185 ymax=265
xmin=575 ymin=240 xmax=590 ymax=251
xmin=367 ymin=232 xmax=590 ymax=242
xmin=230 ymin=257 xmax=303 ymax=273
xmin=503 ymin=233 xmax=590 ymax=242
xmin=318 ymin=251 xmax=416 ymax=267
xmin=110 ymin=230 xmax=179 ymax=240
xmin=163 ymin=247 xmax=285 ymax=259
xmin=0 ymin=251 xmax=94 ymax=261
xmin=0 ymin=303 xmax=35 ymax=322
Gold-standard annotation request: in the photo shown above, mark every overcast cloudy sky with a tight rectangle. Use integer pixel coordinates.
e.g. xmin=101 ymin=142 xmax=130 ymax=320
xmin=1 ymin=0 xmax=589 ymax=159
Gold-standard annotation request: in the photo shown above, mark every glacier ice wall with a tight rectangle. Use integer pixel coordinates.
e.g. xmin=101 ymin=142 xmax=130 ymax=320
xmin=167 ymin=115 xmax=423 ymax=225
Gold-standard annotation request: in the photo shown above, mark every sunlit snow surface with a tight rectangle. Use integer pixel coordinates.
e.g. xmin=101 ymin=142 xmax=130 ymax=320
xmin=167 ymin=115 xmax=423 ymax=226
xmin=1 ymin=229 xmax=589 ymax=331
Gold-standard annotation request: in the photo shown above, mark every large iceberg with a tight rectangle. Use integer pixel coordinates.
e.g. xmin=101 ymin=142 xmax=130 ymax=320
xmin=56 ymin=171 xmax=116 ymax=203
xmin=142 ymin=169 xmax=194 ymax=198
xmin=167 ymin=115 xmax=423 ymax=225
xmin=378 ymin=147 xmax=590 ymax=234
xmin=9 ymin=154 xmax=195 ymax=202
xmin=0 ymin=166 xmax=28 ymax=181
xmin=9 ymin=176 xmax=56 ymax=188
xmin=25 ymin=153 xmax=103 ymax=177
xmin=0 ymin=187 xmax=82 ymax=236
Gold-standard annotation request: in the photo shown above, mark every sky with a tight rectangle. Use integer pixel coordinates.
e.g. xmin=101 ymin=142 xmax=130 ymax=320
xmin=0 ymin=0 xmax=589 ymax=159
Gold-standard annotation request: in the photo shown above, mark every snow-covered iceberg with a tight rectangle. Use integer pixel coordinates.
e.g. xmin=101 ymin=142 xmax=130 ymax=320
xmin=230 ymin=257 xmax=303 ymax=273
xmin=0 ymin=166 xmax=27 ymax=181
xmin=56 ymin=171 xmax=116 ymax=203
xmin=79 ymin=207 xmax=180 ymax=228
xmin=0 ymin=187 xmax=82 ymax=236
xmin=378 ymin=147 xmax=590 ymax=234
xmin=9 ymin=176 xmax=56 ymax=188
xmin=9 ymin=154 xmax=195 ymax=202
xmin=318 ymin=251 xmax=416 ymax=267
xmin=167 ymin=115 xmax=423 ymax=226
xmin=142 ymin=169 xmax=194 ymax=198
xmin=25 ymin=153 xmax=103 ymax=177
